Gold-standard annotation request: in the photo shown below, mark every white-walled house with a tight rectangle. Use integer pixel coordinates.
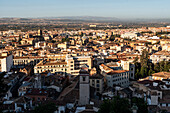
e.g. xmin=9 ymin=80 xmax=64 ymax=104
xmin=0 ymin=53 xmax=13 ymax=72
xmin=150 ymin=51 xmax=170 ymax=63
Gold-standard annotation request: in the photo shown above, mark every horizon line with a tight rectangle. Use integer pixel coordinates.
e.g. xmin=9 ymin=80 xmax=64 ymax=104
xmin=0 ymin=16 xmax=170 ymax=20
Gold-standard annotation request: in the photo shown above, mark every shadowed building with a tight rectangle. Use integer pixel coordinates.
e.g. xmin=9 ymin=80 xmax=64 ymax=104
xmin=79 ymin=70 xmax=90 ymax=106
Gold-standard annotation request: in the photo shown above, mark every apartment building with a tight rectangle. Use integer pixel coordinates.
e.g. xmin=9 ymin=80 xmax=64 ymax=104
xmin=100 ymin=63 xmax=130 ymax=87
xmin=121 ymin=32 xmax=138 ymax=39
xmin=34 ymin=55 xmax=92 ymax=76
xmin=105 ymin=60 xmax=135 ymax=79
xmin=133 ymin=80 xmax=163 ymax=106
xmin=117 ymin=60 xmax=135 ymax=79
xmin=151 ymin=72 xmax=170 ymax=80
xmin=13 ymin=56 xmax=45 ymax=67
xmin=0 ymin=52 xmax=13 ymax=72
xmin=20 ymin=38 xmax=35 ymax=45
xmin=46 ymin=54 xmax=66 ymax=60
xmin=66 ymin=55 xmax=92 ymax=76
xmin=58 ymin=42 xmax=68 ymax=49
xmin=34 ymin=41 xmax=48 ymax=48
xmin=160 ymin=39 xmax=170 ymax=46
xmin=103 ymin=70 xmax=129 ymax=88
xmin=34 ymin=59 xmax=67 ymax=74
xmin=162 ymin=43 xmax=170 ymax=51
xmin=150 ymin=51 xmax=170 ymax=63
xmin=89 ymin=74 xmax=104 ymax=94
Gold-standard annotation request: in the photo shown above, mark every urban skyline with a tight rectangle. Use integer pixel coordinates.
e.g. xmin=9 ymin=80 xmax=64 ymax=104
xmin=0 ymin=0 xmax=170 ymax=113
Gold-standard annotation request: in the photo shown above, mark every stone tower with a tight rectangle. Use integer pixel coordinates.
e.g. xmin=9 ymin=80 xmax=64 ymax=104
xmin=79 ymin=69 xmax=90 ymax=106
xmin=38 ymin=29 xmax=42 ymax=36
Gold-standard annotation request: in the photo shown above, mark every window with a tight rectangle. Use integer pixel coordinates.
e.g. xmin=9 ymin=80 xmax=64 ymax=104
xmin=83 ymin=77 xmax=86 ymax=81
xmin=37 ymin=97 xmax=40 ymax=101
xmin=96 ymin=84 xmax=100 ymax=87
xmin=97 ymin=80 xmax=100 ymax=83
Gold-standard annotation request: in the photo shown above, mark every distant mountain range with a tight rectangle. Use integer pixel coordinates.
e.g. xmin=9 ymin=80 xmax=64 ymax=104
xmin=0 ymin=16 xmax=170 ymax=23
xmin=36 ymin=16 xmax=170 ymax=23
xmin=40 ymin=16 xmax=120 ymax=21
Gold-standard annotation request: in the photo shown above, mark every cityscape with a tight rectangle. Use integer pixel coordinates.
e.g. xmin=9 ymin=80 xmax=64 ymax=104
xmin=0 ymin=0 xmax=170 ymax=113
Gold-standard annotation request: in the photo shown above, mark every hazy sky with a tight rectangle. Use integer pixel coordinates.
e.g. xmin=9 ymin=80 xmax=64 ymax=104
xmin=0 ymin=0 xmax=169 ymax=19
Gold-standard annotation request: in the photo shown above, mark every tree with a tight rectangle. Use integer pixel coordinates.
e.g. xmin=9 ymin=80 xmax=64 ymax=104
xmin=66 ymin=38 xmax=70 ymax=42
xmin=135 ymin=69 xmax=140 ymax=79
xmin=154 ymin=63 xmax=160 ymax=72
xmin=154 ymin=61 xmax=170 ymax=73
xmin=89 ymin=32 xmax=93 ymax=36
xmin=164 ymin=61 xmax=170 ymax=72
xmin=140 ymin=49 xmax=149 ymax=67
xmin=148 ymin=63 xmax=155 ymax=76
xmin=97 ymin=36 xmax=100 ymax=39
xmin=0 ymin=73 xmax=9 ymax=113
xmin=0 ymin=72 xmax=8 ymax=94
xmin=33 ymin=103 xmax=57 ymax=113
xmin=145 ymin=42 xmax=151 ymax=46
xmin=160 ymin=109 xmax=168 ymax=113
xmin=98 ymin=96 xmax=131 ymax=113
xmin=140 ymin=49 xmax=149 ymax=77
xmin=131 ymin=97 xmax=148 ymax=113
xmin=51 ymin=40 xmax=56 ymax=43
xmin=148 ymin=69 xmax=155 ymax=76
xmin=109 ymin=35 xmax=115 ymax=41
xmin=159 ymin=61 xmax=165 ymax=72
xmin=163 ymin=61 xmax=168 ymax=72
xmin=133 ymin=56 xmax=139 ymax=64
xmin=98 ymin=99 xmax=111 ymax=113
xmin=80 ymin=32 xmax=84 ymax=37
xmin=133 ymin=56 xmax=141 ymax=79
xmin=61 ymin=38 xmax=65 ymax=43
xmin=44 ymin=30 xmax=48 ymax=33
xmin=140 ymin=66 xmax=147 ymax=78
